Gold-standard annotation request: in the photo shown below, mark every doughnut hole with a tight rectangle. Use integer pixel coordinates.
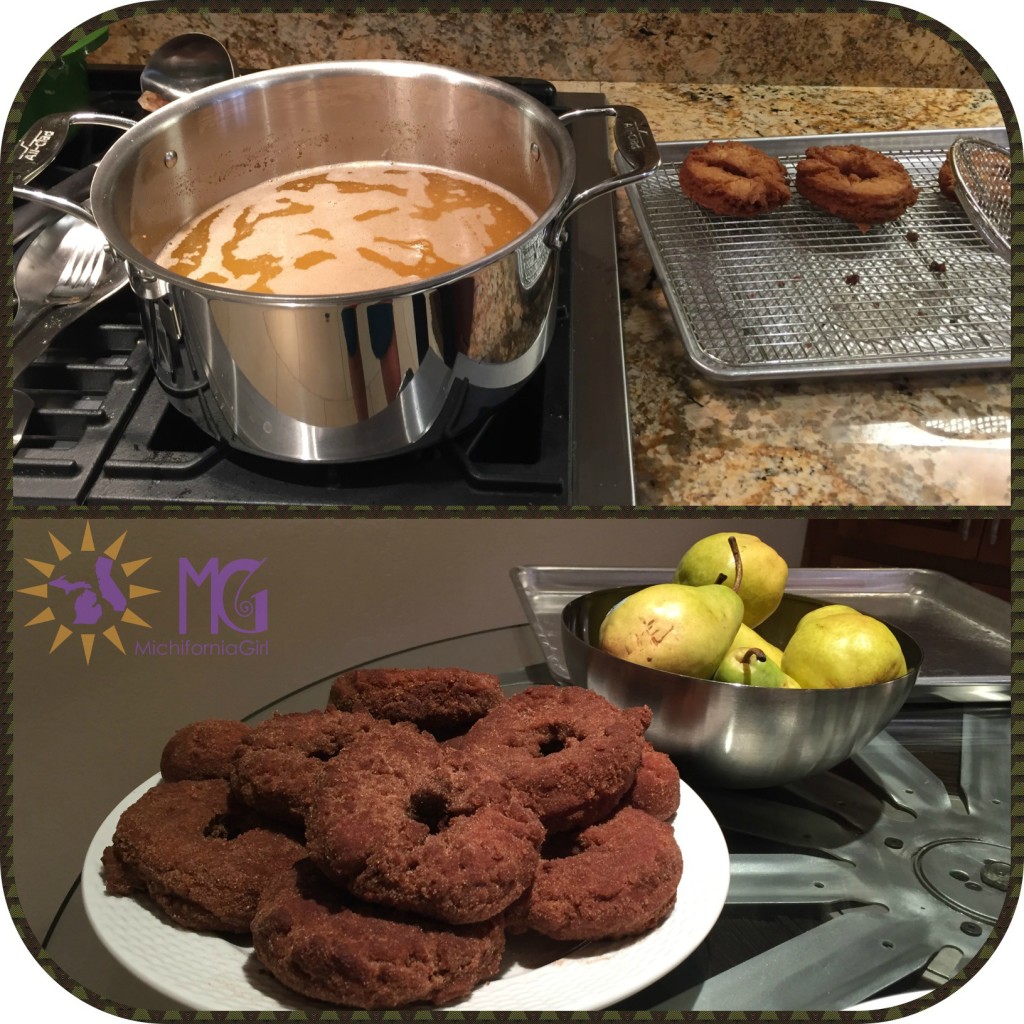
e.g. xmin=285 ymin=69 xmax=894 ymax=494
xmin=409 ymin=789 xmax=453 ymax=835
xmin=536 ymin=722 xmax=582 ymax=757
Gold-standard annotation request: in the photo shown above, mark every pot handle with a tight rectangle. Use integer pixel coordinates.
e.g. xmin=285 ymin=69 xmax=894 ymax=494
xmin=12 ymin=111 xmax=137 ymax=225
xmin=545 ymin=104 xmax=661 ymax=248
xmin=13 ymin=111 xmax=137 ymax=187
xmin=12 ymin=185 xmax=97 ymax=225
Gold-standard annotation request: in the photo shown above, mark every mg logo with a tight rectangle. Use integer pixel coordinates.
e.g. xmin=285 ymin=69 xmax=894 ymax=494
xmin=179 ymin=558 xmax=268 ymax=635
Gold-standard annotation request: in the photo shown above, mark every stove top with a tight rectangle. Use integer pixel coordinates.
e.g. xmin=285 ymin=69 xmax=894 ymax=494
xmin=12 ymin=71 xmax=635 ymax=506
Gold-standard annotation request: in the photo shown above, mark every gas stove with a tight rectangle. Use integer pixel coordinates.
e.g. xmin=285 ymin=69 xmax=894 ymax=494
xmin=12 ymin=69 xmax=635 ymax=506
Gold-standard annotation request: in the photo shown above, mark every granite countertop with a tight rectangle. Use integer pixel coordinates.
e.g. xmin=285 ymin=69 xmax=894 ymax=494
xmin=569 ymin=81 xmax=1009 ymax=507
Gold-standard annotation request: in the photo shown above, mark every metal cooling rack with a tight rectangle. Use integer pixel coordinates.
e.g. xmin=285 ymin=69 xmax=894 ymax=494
xmin=621 ymin=128 xmax=1011 ymax=381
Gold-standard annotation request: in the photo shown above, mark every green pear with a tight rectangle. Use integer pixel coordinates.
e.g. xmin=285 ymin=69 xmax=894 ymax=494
xmin=714 ymin=646 xmax=802 ymax=688
xmin=675 ymin=532 xmax=788 ymax=627
xmin=781 ymin=612 xmax=908 ymax=690
xmin=793 ymin=604 xmax=860 ymax=632
xmin=731 ymin=622 xmax=785 ymax=667
xmin=599 ymin=582 xmax=744 ymax=678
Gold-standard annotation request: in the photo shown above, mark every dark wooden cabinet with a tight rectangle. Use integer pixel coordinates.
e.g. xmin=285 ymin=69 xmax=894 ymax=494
xmin=802 ymin=518 xmax=1010 ymax=601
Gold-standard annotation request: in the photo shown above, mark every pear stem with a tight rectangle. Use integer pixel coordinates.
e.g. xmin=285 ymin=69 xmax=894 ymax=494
xmin=741 ymin=647 xmax=767 ymax=665
xmin=713 ymin=537 xmax=745 ymax=590
xmin=728 ymin=535 xmax=743 ymax=592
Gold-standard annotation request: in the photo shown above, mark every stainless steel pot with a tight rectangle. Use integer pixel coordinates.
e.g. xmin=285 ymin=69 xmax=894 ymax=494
xmin=13 ymin=61 xmax=659 ymax=463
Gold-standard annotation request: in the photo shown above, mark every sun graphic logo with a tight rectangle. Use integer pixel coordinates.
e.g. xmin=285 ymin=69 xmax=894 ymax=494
xmin=18 ymin=523 xmax=160 ymax=664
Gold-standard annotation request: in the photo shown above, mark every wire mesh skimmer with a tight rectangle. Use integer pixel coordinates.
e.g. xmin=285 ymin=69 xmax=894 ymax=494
xmin=949 ymin=137 xmax=1011 ymax=262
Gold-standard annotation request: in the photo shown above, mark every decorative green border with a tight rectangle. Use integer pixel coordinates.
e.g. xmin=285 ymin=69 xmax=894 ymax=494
xmin=3 ymin=1 xmax=1021 ymax=1022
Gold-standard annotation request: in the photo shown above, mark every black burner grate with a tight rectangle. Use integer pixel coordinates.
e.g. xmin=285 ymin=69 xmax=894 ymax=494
xmin=12 ymin=287 xmax=152 ymax=504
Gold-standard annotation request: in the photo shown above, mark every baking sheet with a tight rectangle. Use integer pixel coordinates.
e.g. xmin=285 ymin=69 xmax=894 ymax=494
xmin=510 ymin=565 xmax=1010 ymax=700
xmin=620 ymin=127 xmax=1010 ymax=381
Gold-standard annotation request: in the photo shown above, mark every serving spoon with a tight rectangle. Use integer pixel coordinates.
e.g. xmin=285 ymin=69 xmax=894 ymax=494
xmin=139 ymin=33 xmax=236 ymax=107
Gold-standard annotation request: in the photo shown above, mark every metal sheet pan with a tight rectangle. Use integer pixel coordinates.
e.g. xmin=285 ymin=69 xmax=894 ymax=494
xmin=510 ymin=565 xmax=1009 ymax=700
xmin=620 ymin=127 xmax=1010 ymax=381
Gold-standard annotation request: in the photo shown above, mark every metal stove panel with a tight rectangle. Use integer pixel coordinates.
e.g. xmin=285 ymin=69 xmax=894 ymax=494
xmin=635 ymin=709 xmax=1009 ymax=1010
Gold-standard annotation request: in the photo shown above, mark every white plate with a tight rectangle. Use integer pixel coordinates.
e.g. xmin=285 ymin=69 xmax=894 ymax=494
xmin=83 ymin=774 xmax=729 ymax=1011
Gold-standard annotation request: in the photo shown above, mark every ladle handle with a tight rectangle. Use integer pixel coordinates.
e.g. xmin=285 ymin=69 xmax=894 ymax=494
xmin=544 ymin=105 xmax=661 ymax=248
xmin=13 ymin=111 xmax=136 ymax=187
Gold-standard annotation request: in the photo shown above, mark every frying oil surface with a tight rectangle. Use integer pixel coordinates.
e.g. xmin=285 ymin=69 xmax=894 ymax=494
xmin=156 ymin=161 xmax=537 ymax=295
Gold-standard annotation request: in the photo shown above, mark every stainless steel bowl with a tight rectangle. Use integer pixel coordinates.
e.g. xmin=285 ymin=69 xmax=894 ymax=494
xmin=561 ymin=587 xmax=922 ymax=789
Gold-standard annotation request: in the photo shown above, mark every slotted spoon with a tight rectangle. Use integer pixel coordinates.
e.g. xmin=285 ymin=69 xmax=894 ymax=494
xmin=11 ymin=214 xmax=109 ymax=378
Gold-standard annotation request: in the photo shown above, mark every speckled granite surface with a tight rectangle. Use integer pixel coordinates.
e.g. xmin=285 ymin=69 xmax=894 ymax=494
xmin=91 ymin=10 xmax=986 ymax=90
xmin=79 ymin=11 xmax=1009 ymax=507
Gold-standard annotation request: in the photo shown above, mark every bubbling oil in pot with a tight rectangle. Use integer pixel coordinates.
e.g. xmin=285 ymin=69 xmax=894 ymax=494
xmin=156 ymin=161 xmax=538 ymax=295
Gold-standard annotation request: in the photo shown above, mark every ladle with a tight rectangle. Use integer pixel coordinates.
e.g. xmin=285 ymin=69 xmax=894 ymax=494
xmin=139 ymin=32 xmax=236 ymax=106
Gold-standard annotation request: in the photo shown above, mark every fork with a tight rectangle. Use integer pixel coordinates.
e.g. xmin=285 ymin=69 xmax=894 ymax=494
xmin=11 ymin=219 xmax=111 ymax=381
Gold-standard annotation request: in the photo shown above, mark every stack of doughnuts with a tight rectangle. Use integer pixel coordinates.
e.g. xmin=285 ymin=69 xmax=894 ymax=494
xmin=102 ymin=671 xmax=683 ymax=1009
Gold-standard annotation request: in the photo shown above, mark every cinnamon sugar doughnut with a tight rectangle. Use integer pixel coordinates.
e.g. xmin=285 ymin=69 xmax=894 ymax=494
xmin=229 ymin=708 xmax=386 ymax=826
xmin=328 ymin=666 xmax=504 ymax=740
xmin=159 ymin=718 xmax=251 ymax=782
xmin=678 ymin=140 xmax=791 ymax=217
xmin=251 ymin=858 xmax=505 ymax=1008
xmin=103 ymin=779 xmax=304 ymax=933
xmin=307 ymin=724 xmax=543 ymax=925
xmin=625 ymin=744 xmax=681 ymax=821
xmin=521 ymin=806 xmax=683 ymax=941
xmin=450 ymin=685 xmax=651 ymax=832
